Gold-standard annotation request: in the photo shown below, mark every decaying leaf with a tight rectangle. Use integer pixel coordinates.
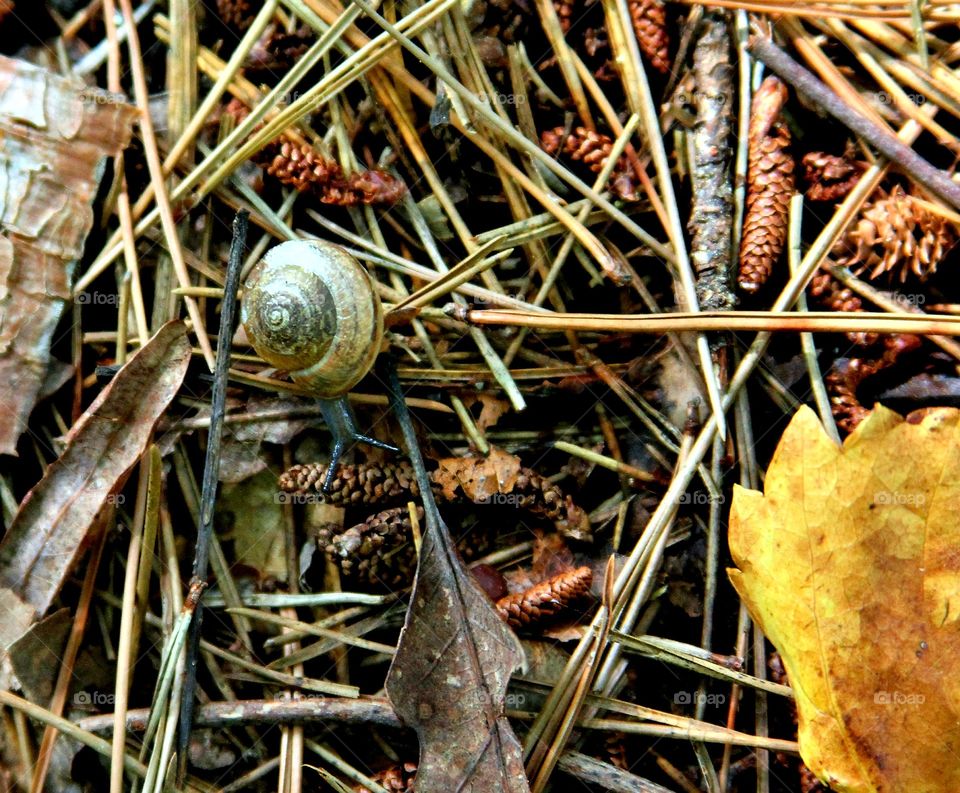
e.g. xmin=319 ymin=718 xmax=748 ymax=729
xmin=0 ymin=55 xmax=137 ymax=454
xmin=433 ymin=445 xmax=521 ymax=502
xmin=0 ymin=322 xmax=190 ymax=626
xmin=386 ymin=373 xmax=529 ymax=792
xmin=728 ymin=405 xmax=960 ymax=793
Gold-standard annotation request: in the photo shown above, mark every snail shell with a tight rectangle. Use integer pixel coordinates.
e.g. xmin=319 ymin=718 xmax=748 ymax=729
xmin=241 ymin=240 xmax=384 ymax=397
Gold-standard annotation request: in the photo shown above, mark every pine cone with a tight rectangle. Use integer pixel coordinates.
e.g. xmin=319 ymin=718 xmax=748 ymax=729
xmin=553 ymin=0 xmax=574 ymax=32
xmin=261 ymin=139 xmax=343 ymax=191
xmin=216 ymin=0 xmax=254 ymax=29
xmin=512 ymin=468 xmax=591 ymax=539
xmin=496 ymin=565 xmax=593 ymax=629
xmin=831 ymin=185 xmax=956 ymax=282
xmin=802 ymin=152 xmax=865 ymax=203
xmin=319 ymin=506 xmax=423 ymax=590
xmin=629 ymin=0 xmax=670 ymax=75
xmin=541 ymin=126 xmax=638 ymax=200
xmin=319 ymin=505 xmax=494 ymax=590
xmin=354 ymin=762 xmax=417 ymax=793
xmin=280 ymin=459 xmax=590 ymax=536
xmin=738 ymin=77 xmax=795 ymax=293
xmin=827 ymin=334 xmax=921 ymax=434
xmin=808 ymin=271 xmax=874 ymax=346
xmin=279 ymin=461 xmax=420 ymax=506
xmin=223 ymin=99 xmax=407 ymax=206
xmin=0 ymin=1 xmax=13 ymax=24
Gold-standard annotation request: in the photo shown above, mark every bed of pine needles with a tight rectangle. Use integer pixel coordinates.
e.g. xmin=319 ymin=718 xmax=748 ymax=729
xmin=2 ymin=0 xmax=960 ymax=791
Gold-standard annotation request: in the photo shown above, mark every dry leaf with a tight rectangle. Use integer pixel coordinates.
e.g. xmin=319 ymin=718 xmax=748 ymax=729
xmin=0 ymin=322 xmax=191 ymax=622
xmin=386 ymin=392 xmax=529 ymax=792
xmin=0 ymin=56 xmax=137 ymax=454
xmin=460 ymin=391 xmax=510 ymax=432
xmin=433 ymin=446 xmax=521 ymax=502
xmin=728 ymin=405 xmax=960 ymax=793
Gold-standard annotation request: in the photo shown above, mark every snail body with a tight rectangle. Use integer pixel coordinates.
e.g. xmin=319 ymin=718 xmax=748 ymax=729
xmin=241 ymin=240 xmax=384 ymax=397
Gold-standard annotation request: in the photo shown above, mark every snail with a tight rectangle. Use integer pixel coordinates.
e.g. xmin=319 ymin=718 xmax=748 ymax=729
xmin=242 ymin=239 xmax=398 ymax=489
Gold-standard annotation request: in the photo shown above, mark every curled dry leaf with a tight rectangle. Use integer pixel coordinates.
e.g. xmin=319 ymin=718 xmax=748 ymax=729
xmin=433 ymin=446 xmax=521 ymax=502
xmin=0 ymin=55 xmax=137 ymax=454
xmin=0 ymin=322 xmax=191 ymax=633
xmin=729 ymin=405 xmax=960 ymax=792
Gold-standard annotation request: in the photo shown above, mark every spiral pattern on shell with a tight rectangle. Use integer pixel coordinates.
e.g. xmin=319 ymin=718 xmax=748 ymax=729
xmin=241 ymin=240 xmax=384 ymax=397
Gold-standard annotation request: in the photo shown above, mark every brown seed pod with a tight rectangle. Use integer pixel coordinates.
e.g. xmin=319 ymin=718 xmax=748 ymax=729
xmin=738 ymin=76 xmax=795 ymax=294
xmin=540 ymin=126 xmax=638 ymax=200
xmin=831 ymin=185 xmax=957 ymax=283
xmin=802 ymin=151 xmax=865 ymax=203
xmin=496 ymin=565 xmax=593 ymax=629
xmin=629 ymin=0 xmax=670 ymax=75
xmin=827 ymin=334 xmax=922 ymax=434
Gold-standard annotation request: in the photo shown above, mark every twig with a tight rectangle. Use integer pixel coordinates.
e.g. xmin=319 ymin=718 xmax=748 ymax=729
xmin=454 ymin=307 xmax=960 ymax=336
xmin=749 ymin=35 xmax=960 ymax=210
xmin=176 ymin=210 xmax=248 ymax=782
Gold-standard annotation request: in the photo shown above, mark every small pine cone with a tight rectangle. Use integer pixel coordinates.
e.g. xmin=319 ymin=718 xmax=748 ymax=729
xmin=629 ymin=0 xmax=670 ymax=75
xmin=738 ymin=77 xmax=795 ymax=294
xmin=827 ymin=334 xmax=921 ymax=434
xmin=279 ymin=461 xmax=419 ymax=506
xmin=554 ymin=0 xmax=574 ymax=32
xmin=802 ymin=152 xmax=865 ymax=203
xmin=354 ymin=762 xmax=417 ymax=793
xmin=322 ymin=506 xmax=423 ymax=589
xmin=217 ymin=0 xmax=254 ymax=29
xmin=496 ymin=565 xmax=593 ymax=630
xmin=808 ymin=271 xmax=874 ymax=346
xmin=321 ymin=506 xmax=493 ymax=590
xmin=260 ymin=139 xmax=343 ymax=191
xmin=831 ymin=185 xmax=956 ymax=283
xmin=0 ymin=1 xmax=13 ymax=24
xmin=512 ymin=468 xmax=591 ymax=538
xmin=540 ymin=126 xmax=638 ymax=200
xmin=330 ymin=169 xmax=408 ymax=207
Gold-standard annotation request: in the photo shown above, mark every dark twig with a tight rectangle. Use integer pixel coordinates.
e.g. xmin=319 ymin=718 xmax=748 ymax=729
xmin=749 ymin=36 xmax=960 ymax=211
xmin=176 ymin=209 xmax=249 ymax=783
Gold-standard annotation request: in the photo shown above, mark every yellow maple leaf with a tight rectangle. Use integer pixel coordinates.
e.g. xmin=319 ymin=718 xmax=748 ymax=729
xmin=729 ymin=405 xmax=960 ymax=793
